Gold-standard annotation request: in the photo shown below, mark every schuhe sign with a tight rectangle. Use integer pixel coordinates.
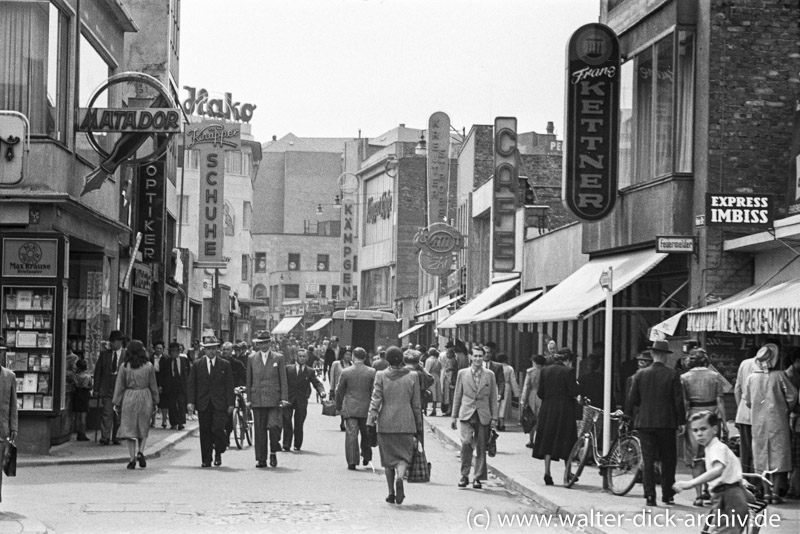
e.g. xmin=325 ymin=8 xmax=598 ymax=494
xmin=705 ymin=193 xmax=773 ymax=228
xmin=563 ymin=23 xmax=620 ymax=221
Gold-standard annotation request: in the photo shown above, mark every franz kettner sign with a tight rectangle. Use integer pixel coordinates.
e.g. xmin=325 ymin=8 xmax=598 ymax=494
xmin=706 ymin=193 xmax=773 ymax=228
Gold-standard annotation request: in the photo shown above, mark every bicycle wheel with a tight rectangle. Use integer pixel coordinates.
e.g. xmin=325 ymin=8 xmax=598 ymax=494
xmin=232 ymin=408 xmax=243 ymax=449
xmin=606 ymin=435 xmax=642 ymax=496
xmin=564 ymin=435 xmax=591 ymax=488
xmin=243 ymin=407 xmax=253 ymax=446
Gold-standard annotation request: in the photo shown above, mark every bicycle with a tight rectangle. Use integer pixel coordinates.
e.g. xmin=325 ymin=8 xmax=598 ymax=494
xmin=699 ymin=469 xmax=775 ymax=534
xmin=232 ymin=386 xmax=253 ymax=449
xmin=564 ymin=398 xmax=643 ymax=495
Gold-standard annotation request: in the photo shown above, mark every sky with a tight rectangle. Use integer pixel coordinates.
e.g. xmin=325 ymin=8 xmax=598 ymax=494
xmin=179 ymin=0 xmax=600 ymax=141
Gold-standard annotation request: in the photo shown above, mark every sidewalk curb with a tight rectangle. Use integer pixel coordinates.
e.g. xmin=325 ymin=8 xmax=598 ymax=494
xmin=0 ymin=512 xmax=51 ymax=534
xmin=426 ymin=419 xmax=608 ymax=534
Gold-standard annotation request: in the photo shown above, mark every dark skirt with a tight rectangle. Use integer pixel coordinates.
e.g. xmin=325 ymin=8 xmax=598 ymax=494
xmin=532 ymin=394 xmax=577 ymax=461
xmin=377 ymin=433 xmax=414 ymax=468
xmin=73 ymin=388 xmax=91 ymax=413
xmin=792 ymin=431 xmax=800 ymax=469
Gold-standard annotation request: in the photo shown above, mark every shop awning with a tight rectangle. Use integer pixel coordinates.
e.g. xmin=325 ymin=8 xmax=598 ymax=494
xmin=271 ymin=316 xmax=304 ymax=335
xmin=649 ymin=310 xmax=689 ymax=341
xmin=466 ymin=290 xmax=542 ymax=324
xmin=687 ymin=278 xmax=800 ymax=335
xmin=398 ymin=323 xmax=428 ymax=339
xmin=413 ymin=295 xmax=463 ymax=318
xmin=306 ymin=318 xmax=332 ymax=332
xmin=437 ymin=278 xmax=520 ymax=329
xmin=509 ymin=249 xmax=667 ymax=323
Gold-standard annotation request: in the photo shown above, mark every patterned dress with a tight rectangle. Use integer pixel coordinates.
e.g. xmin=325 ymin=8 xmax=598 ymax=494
xmin=112 ymin=362 xmax=159 ymax=440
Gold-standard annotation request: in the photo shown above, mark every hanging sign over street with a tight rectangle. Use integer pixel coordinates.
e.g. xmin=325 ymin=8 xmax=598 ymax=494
xmin=564 ymin=23 xmax=620 ymax=221
xmin=427 ymin=112 xmax=451 ymax=225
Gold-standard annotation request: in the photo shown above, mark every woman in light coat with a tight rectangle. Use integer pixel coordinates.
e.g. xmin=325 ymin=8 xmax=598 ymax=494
xmin=520 ymin=354 xmax=546 ymax=447
xmin=424 ymin=348 xmax=442 ymax=416
xmin=743 ymin=343 xmax=798 ymax=503
xmin=496 ymin=353 xmax=520 ymax=431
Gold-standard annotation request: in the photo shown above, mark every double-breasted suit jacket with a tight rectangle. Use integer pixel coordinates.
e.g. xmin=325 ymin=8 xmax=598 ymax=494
xmin=187 ymin=356 xmax=235 ymax=412
xmin=246 ymin=350 xmax=288 ymax=408
xmin=452 ymin=367 xmax=499 ymax=425
xmin=286 ymin=364 xmax=325 ymax=407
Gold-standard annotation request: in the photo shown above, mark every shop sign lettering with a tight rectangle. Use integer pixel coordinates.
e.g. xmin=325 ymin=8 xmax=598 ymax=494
xmin=182 ymin=87 xmax=256 ymax=123
xmin=366 ymin=191 xmax=393 ymax=224
xmin=341 ymin=199 xmax=355 ymax=300
xmin=564 ymin=23 xmax=620 ymax=221
xmin=77 ymin=108 xmax=180 ymax=133
xmin=427 ymin=112 xmax=451 ymax=224
xmin=137 ymin=161 xmax=165 ymax=263
xmin=706 ymin=193 xmax=773 ymax=228
xmin=413 ymin=222 xmax=464 ymax=276
xmin=493 ymin=117 xmax=518 ymax=272
xmin=2 ymin=238 xmax=57 ymax=277
xmin=722 ymin=306 xmax=800 ymax=336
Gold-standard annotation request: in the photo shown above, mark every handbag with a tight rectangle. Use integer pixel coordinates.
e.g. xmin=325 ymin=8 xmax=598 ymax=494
xmin=3 ymin=440 xmax=17 ymax=477
xmin=321 ymin=400 xmax=338 ymax=417
xmin=407 ymin=441 xmax=430 ymax=483
xmin=487 ymin=429 xmax=499 ymax=457
xmin=521 ymin=405 xmax=536 ymax=434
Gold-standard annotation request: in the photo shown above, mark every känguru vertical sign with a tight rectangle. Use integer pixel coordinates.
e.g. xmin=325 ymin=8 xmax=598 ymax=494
xmin=564 ymin=23 xmax=620 ymax=221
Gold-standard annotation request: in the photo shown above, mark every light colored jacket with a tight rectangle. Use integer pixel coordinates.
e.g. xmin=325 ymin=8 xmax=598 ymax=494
xmin=0 ymin=367 xmax=18 ymax=438
xmin=743 ymin=369 xmax=798 ymax=472
xmin=336 ymin=361 xmax=376 ymax=418
xmin=734 ymin=357 xmax=759 ymax=424
xmin=452 ymin=366 xmax=498 ymax=425
xmin=246 ymin=350 xmax=288 ymax=407
xmin=367 ymin=367 xmax=422 ymax=434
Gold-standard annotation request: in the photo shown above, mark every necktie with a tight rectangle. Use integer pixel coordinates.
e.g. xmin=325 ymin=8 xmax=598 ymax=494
xmin=208 ymin=358 xmax=214 ymax=374
xmin=173 ymin=358 xmax=179 ymax=376
xmin=111 ymin=352 xmax=118 ymax=373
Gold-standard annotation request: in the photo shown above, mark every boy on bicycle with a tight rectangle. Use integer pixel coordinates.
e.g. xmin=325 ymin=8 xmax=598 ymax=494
xmin=673 ymin=411 xmax=749 ymax=534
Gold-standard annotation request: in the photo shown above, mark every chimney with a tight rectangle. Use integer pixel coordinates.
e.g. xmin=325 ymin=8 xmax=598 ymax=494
xmin=272 ymin=135 xmax=277 ymax=141
xmin=546 ymin=121 xmax=554 ymax=134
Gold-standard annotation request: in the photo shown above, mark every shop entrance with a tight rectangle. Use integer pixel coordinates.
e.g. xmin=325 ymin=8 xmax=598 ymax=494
xmin=132 ymin=294 xmax=149 ymax=343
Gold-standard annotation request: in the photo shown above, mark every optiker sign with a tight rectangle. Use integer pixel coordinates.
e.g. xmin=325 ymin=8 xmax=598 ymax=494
xmin=564 ymin=23 xmax=620 ymax=221
xmin=706 ymin=193 xmax=773 ymax=228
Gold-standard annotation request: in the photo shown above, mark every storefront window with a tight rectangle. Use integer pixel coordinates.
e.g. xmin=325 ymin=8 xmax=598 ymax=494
xmin=284 ymin=284 xmax=299 ymax=300
xmin=618 ymin=30 xmax=694 ymax=187
xmin=0 ymin=1 xmax=70 ymax=141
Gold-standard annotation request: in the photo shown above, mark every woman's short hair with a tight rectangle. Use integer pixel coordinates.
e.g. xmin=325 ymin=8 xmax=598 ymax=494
xmin=555 ymin=348 xmax=574 ymax=363
xmin=688 ymin=348 xmax=709 ymax=368
xmin=403 ymin=350 xmax=421 ymax=364
xmin=125 ymin=339 xmax=150 ymax=369
xmin=495 ymin=352 xmax=508 ymax=363
xmin=386 ymin=346 xmax=404 ymax=367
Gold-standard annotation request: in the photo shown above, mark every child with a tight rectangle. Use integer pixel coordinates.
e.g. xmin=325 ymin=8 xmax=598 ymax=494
xmin=73 ymin=359 xmax=93 ymax=441
xmin=673 ymin=411 xmax=749 ymax=534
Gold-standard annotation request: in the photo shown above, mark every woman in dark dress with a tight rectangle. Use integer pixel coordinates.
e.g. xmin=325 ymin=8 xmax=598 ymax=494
xmin=532 ymin=348 xmax=578 ymax=486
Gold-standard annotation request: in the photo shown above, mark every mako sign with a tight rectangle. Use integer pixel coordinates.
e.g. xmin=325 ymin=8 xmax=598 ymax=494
xmin=564 ymin=23 xmax=620 ymax=221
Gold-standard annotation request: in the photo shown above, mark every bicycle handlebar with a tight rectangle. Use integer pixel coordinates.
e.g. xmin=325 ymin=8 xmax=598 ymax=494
xmin=741 ymin=469 xmax=777 ymax=487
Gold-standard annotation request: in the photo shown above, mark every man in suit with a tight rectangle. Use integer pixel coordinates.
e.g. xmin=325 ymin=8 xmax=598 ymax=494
xmin=93 ymin=330 xmax=126 ymax=445
xmin=158 ymin=342 xmax=190 ymax=430
xmin=187 ymin=334 xmax=235 ymax=467
xmin=336 ymin=347 xmax=376 ymax=469
xmin=324 ymin=336 xmax=341 ymax=379
xmin=451 ymin=345 xmax=498 ymax=489
xmin=372 ymin=346 xmax=390 ymax=371
xmin=481 ymin=341 xmax=506 ymax=404
xmin=626 ymin=340 xmax=685 ymax=507
xmin=0 ymin=340 xmax=18 ymax=503
xmin=247 ymin=331 xmax=288 ymax=468
xmin=282 ymin=348 xmax=326 ymax=451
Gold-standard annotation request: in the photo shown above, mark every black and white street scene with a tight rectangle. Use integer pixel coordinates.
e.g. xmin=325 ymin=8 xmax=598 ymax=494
xmin=1 ymin=0 xmax=800 ymax=532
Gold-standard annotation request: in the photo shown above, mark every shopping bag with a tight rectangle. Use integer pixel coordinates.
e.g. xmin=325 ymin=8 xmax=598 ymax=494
xmin=487 ymin=429 xmax=499 ymax=457
xmin=521 ymin=406 xmax=536 ymax=434
xmin=3 ymin=440 xmax=17 ymax=477
xmin=407 ymin=441 xmax=430 ymax=483
xmin=321 ymin=400 xmax=338 ymax=417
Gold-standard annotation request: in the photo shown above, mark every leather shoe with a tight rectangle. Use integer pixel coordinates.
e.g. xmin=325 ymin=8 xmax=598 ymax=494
xmin=473 ymin=479 xmax=482 ymax=490
xmin=294 ymin=447 xmax=301 ymax=451
xmin=99 ymin=438 xmax=110 ymax=445
xmin=256 ymin=461 xmax=267 ymax=468
xmin=269 ymin=453 xmax=277 ymax=467
xmin=662 ymin=497 xmax=675 ymax=505
xmin=282 ymin=445 xmax=290 ymax=451
xmin=214 ymin=453 xmax=222 ymax=466
xmin=458 ymin=476 xmax=469 ymax=488
xmin=362 ymin=458 xmax=370 ymax=466
xmin=112 ymin=439 xmax=121 ymax=445
xmin=201 ymin=462 xmax=211 ymax=468
xmin=177 ymin=425 xmax=185 ymax=430
xmin=385 ymin=494 xmax=396 ymax=504
xmin=137 ymin=452 xmax=147 ymax=468
xmin=126 ymin=460 xmax=136 ymax=470
xmin=348 ymin=464 xmax=356 ymax=470
xmin=543 ymin=474 xmax=554 ymax=486
xmin=646 ymin=497 xmax=657 ymax=507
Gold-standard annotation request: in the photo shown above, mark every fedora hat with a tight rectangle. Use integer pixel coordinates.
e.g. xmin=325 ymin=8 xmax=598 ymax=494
xmin=636 ymin=350 xmax=654 ymax=361
xmin=109 ymin=330 xmax=124 ymax=342
xmin=648 ymin=340 xmax=673 ymax=354
xmin=252 ymin=331 xmax=271 ymax=344
xmin=200 ymin=328 xmax=220 ymax=347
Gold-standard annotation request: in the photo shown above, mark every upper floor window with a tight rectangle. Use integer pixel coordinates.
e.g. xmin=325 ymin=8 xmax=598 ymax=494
xmin=76 ymin=33 xmax=113 ymax=168
xmin=225 ymin=150 xmax=250 ymax=175
xmin=288 ymin=253 xmax=300 ymax=271
xmin=242 ymin=201 xmax=252 ymax=230
xmin=0 ymin=1 xmax=70 ymax=143
xmin=180 ymin=148 xmax=199 ymax=170
xmin=618 ymin=30 xmax=694 ymax=188
xmin=255 ymin=252 xmax=266 ymax=273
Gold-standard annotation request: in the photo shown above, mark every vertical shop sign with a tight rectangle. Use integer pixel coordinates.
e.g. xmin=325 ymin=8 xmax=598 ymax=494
xmin=137 ymin=160 xmax=165 ymax=263
xmin=564 ymin=23 xmax=620 ymax=221
xmin=341 ymin=198 xmax=355 ymax=301
xmin=493 ymin=117 xmax=518 ymax=272
xmin=427 ymin=112 xmax=451 ymax=225
xmin=186 ymin=120 xmax=241 ymax=265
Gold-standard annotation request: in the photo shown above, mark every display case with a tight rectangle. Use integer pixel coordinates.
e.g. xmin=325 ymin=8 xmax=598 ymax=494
xmin=2 ymin=286 xmax=56 ymax=411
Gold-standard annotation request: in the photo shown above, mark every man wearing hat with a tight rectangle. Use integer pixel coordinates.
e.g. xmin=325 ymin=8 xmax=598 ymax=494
xmin=372 ymin=346 xmax=390 ymax=371
xmin=93 ymin=330 xmax=126 ymax=445
xmin=247 ymin=331 xmax=289 ymax=468
xmin=626 ymin=340 xmax=685 ymax=507
xmin=158 ymin=342 xmax=191 ymax=430
xmin=187 ymin=333 xmax=235 ymax=467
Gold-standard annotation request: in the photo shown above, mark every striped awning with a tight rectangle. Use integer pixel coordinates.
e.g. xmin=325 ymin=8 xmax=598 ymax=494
xmin=437 ymin=278 xmax=520 ymax=330
xmin=306 ymin=318 xmax=332 ymax=332
xmin=414 ymin=295 xmax=463 ymax=318
xmin=398 ymin=323 xmax=428 ymax=339
xmin=466 ymin=290 xmax=542 ymax=324
xmin=271 ymin=316 xmax=304 ymax=335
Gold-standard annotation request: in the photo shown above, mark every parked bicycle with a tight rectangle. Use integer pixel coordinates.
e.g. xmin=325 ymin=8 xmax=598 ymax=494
xmin=564 ymin=398 xmax=642 ymax=495
xmin=232 ymin=386 xmax=253 ymax=449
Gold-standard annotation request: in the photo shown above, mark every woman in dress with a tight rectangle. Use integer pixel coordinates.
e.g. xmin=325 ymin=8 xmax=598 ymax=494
xmin=113 ymin=339 xmax=159 ymax=470
xmin=520 ymin=354 xmax=547 ymax=447
xmin=496 ymin=352 xmax=520 ymax=431
xmin=744 ymin=343 xmax=798 ymax=503
xmin=532 ymin=348 xmax=578 ymax=486
xmin=367 ymin=346 xmax=423 ymax=505
xmin=424 ymin=348 xmax=442 ymax=417
xmin=679 ymin=347 xmax=727 ymax=506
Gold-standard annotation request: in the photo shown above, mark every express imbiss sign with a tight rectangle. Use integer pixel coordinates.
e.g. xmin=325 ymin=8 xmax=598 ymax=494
xmin=564 ymin=23 xmax=620 ymax=221
xmin=706 ymin=193 xmax=773 ymax=228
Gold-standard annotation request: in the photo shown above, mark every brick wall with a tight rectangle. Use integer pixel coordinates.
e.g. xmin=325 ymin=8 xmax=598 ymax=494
xmin=396 ymin=156 xmax=428 ymax=299
xmin=520 ymin=153 xmax=576 ymax=231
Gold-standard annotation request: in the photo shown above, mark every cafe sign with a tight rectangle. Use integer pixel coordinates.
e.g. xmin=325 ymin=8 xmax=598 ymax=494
xmin=2 ymin=238 xmax=58 ymax=278
xmin=564 ymin=23 xmax=620 ymax=221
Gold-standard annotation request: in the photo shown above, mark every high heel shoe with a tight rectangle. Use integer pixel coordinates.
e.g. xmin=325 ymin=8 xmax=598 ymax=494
xmin=137 ymin=452 xmax=147 ymax=468
xmin=126 ymin=460 xmax=136 ymax=470
xmin=544 ymin=474 xmax=554 ymax=486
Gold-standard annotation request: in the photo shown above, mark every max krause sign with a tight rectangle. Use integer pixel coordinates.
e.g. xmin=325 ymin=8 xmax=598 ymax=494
xmin=706 ymin=193 xmax=773 ymax=228
xmin=2 ymin=238 xmax=58 ymax=277
xmin=721 ymin=306 xmax=800 ymax=336
xmin=341 ymin=198 xmax=355 ymax=300
xmin=137 ymin=161 xmax=165 ymax=263
xmin=366 ymin=191 xmax=393 ymax=224
xmin=186 ymin=120 xmax=241 ymax=263
xmin=427 ymin=112 xmax=451 ymax=225
xmin=564 ymin=23 xmax=620 ymax=221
